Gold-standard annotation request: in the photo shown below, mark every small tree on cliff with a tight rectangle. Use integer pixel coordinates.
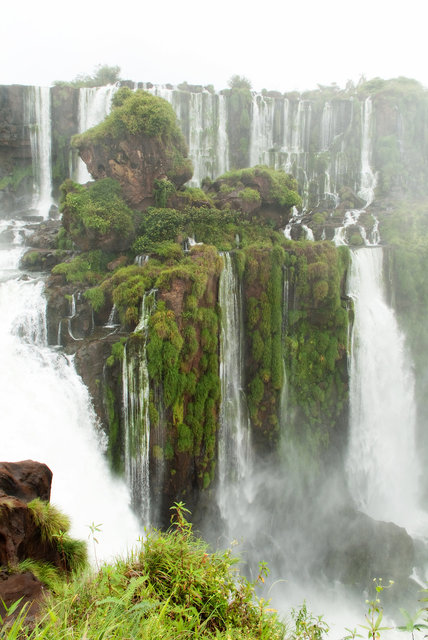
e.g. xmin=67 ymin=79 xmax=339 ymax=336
xmin=228 ymin=75 xmax=252 ymax=90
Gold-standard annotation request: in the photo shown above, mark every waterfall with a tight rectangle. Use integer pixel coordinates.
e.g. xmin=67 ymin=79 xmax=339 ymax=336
xmin=358 ymin=97 xmax=377 ymax=207
xmin=75 ymin=85 xmax=118 ymax=183
xmin=217 ymin=253 xmax=251 ymax=527
xmin=217 ymin=94 xmax=230 ymax=177
xmin=0 ymin=221 xmax=140 ymax=561
xmin=145 ymin=85 xmax=225 ymax=184
xmin=122 ymin=289 xmax=157 ymax=525
xmin=26 ymin=86 xmax=54 ymax=219
xmin=333 ymin=97 xmax=380 ymax=247
xmin=249 ymin=94 xmax=274 ymax=167
xmin=320 ymin=101 xmax=333 ymax=151
xmin=347 ymin=248 xmax=421 ymax=530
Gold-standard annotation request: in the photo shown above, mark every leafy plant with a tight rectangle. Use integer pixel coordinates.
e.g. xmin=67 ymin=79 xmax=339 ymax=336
xmin=359 ymin=579 xmax=393 ymax=640
xmin=289 ymin=602 xmax=329 ymax=640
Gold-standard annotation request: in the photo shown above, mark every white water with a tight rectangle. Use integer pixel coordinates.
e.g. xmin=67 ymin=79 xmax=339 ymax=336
xmin=347 ymin=248 xmax=422 ymax=531
xmin=123 ymin=289 xmax=157 ymax=525
xmin=0 ymin=225 xmax=140 ymax=561
xmin=217 ymin=253 xmax=252 ymax=528
xmin=250 ymin=94 xmax=274 ymax=167
xmin=358 ymin=97 xmax=377 ymax=207
xmin=333 ymin=97 xmax=380 ymax=247
xmin=75 ymin=85 xmax=118 ymax=183
xmin=145 ymin=85 xmax=231 ymax=184
xmin=27 ymin=87 xmax=54 ymax=219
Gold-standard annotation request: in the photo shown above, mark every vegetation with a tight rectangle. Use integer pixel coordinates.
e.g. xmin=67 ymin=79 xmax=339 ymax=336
xmin=225 ymin=80 xmax=253 ymax=168
xmin=59 ymin=178 xmax=135 ymax=247
xmin=54 ymin=64 xmax=121 ymax=88
xmin=283 ymin=242 xmax=350 ymax=459
xmin=72 ymin=87 xmax=187 ymax=146
xmin=0 ymin=165 xmax=32 ymax=193
xmin=52 ymin=250 xmax=113 ymax=285
xmin=217 ymin=166 xmax=302 ymax=210
xmin=27 ymin=498 xmax=88 ymax=573
xmin=228 ymin=75 xmax=252 ymax=90
xmin=0 ymin=504 xmax=284 ymax=639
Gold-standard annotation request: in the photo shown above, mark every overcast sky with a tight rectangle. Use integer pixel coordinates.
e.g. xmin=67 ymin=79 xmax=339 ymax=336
xmin=1 ymin=0 xmax=426 ymax=93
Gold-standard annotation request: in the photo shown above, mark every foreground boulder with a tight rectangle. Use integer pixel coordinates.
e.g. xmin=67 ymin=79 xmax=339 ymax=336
xmin=0 ymin=460 xmax=52 ymax=503
xmin=0 ymin=460 xmax=87 ymax=623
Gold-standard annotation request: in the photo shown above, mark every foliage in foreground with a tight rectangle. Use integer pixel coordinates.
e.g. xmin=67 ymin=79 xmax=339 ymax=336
xmin=0 ymin=504 xmax=284 ymax=639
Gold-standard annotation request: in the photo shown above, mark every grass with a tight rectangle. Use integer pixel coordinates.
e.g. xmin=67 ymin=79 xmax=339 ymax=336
xmin=0 ymin=504 xmax=285 ymax=639
xmin=27 ymin=498 xmax=88 ymax=573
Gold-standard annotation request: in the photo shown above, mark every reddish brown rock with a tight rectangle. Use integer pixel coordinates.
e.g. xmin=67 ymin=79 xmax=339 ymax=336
xmin=78 ymin=134 xmax=192 ymax=210
xmin=0 ymin=461 xmax=52 ymax=503
xmin=0 ymin=571 xmax=46 ymax=622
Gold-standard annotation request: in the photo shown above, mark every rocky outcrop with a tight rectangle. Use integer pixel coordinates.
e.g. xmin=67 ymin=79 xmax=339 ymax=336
xmin=324 ymin=507 xmax=415 ymax=587
xmin=204 ymin=166 xmax=301 ymax=228
xmin=0 ymin=461 xmax=52 ymax=503
xmin=78 ymin=134 xmax=192 ymax=210
xmin=0 ymin=461 xmax=64 ymax=569
xmin=0 ymin=86 xmax=31 ymax=156
xmin=0 ymin=460 xmax=85 ymax=623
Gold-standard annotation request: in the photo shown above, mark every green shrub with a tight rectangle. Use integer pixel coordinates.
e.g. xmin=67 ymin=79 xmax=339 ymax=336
xmin=61 ymin=178 xmax=134 ymax=244
xmin=84 ymin=286 xmax=105 ymax=312
xmin=72 ymin=88 xmax=186 ymax=146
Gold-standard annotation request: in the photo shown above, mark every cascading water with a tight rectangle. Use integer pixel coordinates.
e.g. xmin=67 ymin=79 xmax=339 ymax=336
xmin=333 ymin=96 xmax=380 ymax=247
xmin=122 ymin=289 xmax=157 ymax=525
xmin=358 ymin=97 xmax=377 ymax=207
xmin=347 ymin=248 xmax=421 ymax=530
xmin=26 ymin=86 xmax=54 ymax=219
xmin=145 ymin=85 xmax=230 ymax=184
xmin=75 ymin=85 xmax=118 ymax=183
xmin=217 ymin=253 xmax=252 ymax=531
xmin=249 ymin=94 xmax=274 ymax=167
xmin=0 ymin=218 xmax=140 ymax=561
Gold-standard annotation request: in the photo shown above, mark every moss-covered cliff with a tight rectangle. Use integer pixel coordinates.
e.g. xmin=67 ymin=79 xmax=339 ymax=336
xmin=46 ymin=158 xmax=350 ymax=524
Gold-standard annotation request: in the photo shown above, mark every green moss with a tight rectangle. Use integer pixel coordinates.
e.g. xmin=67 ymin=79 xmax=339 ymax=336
xmin=177 ymin=423 xmax=194 ymax=452
xmin=283 ymin=242 xmax=350 ymax=456
xmin=219 ymin=166 xmax=302 ymax=211
xmin=52 ymin=250 xmax=112 ymax=285
xmin=72 ymin=88 xmax=186 ymax=148
xmin=0 ymin=164 xmax=32 ymax=192
xmin=239 ymin=187 xmax=261 ymax=203
xmin=84 ymin=286 xmax=105 ymax=312
xmin=154 ymin=178 xmax=176 ymax=207
xmin=106 ymin=338 xmax=127 ymax=367
xmin=105 ymin=384 xmax=123 ymax=473
xmin=60 ymin=178 xmax=134 ymax=246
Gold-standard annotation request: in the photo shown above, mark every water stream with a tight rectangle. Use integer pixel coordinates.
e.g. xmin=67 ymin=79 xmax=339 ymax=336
xmin=0 ymin=220 xmax=140 ymax=561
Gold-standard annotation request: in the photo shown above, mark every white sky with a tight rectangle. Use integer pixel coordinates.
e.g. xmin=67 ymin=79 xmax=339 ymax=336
xmin=1 ymin=0 xmax=426 ymax=92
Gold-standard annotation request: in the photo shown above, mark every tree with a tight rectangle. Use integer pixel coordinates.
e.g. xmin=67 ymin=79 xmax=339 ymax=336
xmin=228 ymin=75 xmax=252 ymax=90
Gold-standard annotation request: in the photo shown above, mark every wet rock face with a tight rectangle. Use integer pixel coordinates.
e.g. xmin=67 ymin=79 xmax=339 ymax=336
xmin=324 ymin=507 xmax=415 ymax=587
xmin=0 ymin=85 xmax=33 ymax=214
xmin=0 ymin=86 xmax=31 ymax=153
xmin=78 ymin=134 xmax=192 ymax=210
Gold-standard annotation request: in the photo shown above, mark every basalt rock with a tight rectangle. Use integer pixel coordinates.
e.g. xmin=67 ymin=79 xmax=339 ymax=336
xmin=0 ymin=460 xmax=67 ymax=624
xmin=0 ymin=571 xmax=46 ymax=622
xmin=324 ymin=507 xmax=415 ymax=588
xmin=0 ymin=461 xmax=52 ymax=503
xmin=0 ymin=460 xmax=70 ymax=569
xmin=77 ymin=134 xmax=192 ymax=210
